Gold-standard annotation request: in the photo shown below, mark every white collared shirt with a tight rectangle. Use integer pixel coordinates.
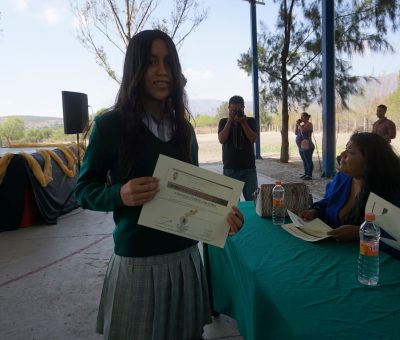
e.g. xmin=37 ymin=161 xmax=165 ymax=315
xmin=142 ymin=110 xmax=176 ymax=142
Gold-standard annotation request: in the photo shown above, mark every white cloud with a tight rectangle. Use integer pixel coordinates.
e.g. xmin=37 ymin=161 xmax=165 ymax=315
xmin=42 ymin=7 xmax=61 ymax=24
xmin=14 ymin=0 xmax=28 ymax=11
xmin=184 ymin=68 xmax=214 ymax=81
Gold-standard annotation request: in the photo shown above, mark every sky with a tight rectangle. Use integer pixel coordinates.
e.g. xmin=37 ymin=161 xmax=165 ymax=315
xmin=0 ymin=0 xmax=399 ymax=118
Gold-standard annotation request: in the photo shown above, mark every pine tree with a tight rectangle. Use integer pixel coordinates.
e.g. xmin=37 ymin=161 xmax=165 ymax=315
xmin=238 ymin=0 xmax=400 ymax=162
xmin=387 ymin=72 xmax=400 ymax=122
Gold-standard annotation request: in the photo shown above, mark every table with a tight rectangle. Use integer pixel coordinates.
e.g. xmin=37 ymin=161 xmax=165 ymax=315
xmin=205 ymin=202 xmax=400 ymax=340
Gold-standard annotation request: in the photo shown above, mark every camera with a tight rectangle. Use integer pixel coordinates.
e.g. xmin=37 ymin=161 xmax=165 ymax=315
xmin=234 ymin=109 xmax=245 ymax=118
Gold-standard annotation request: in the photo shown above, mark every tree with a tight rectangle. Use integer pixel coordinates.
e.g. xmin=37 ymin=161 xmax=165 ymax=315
xmin=71 ymin=0 xmax=208 ymax=83
xmin=24 ymin=128 xmax=53 ymax=143
xmin=259 ymin=97 xmax=272 ymax=131
xmin=194 ymin=114 xmax=215 ymax=127
xmin=238 ymin=0 xmax=400 ymax=162
xmin=49 ymin=128 xmax=77 ymax=143
xmin=215 ymin=101 xmax=229 ymax=122
xmin=0 ymin=117 xmax=25 ymax=145
xmin=388 ymin=72 xmax=400 ymax=122
xmin=350 ymin=75 xmax=394 ymax=131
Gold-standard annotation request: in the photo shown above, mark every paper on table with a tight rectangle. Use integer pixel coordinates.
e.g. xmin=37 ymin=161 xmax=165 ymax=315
xmin=365 ymin=192 xmax=400 ymax=243
xmin=281 ymin=210 xmax=333 ymax=242
xmin=380 ymin=237 xmax=400 ymax=251
xmin=138 ymin=154 xmax=244 ymax=248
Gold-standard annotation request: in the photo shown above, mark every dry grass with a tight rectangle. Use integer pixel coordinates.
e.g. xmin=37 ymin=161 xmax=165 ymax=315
xmin=197 ymin=132 xmax=340 ymax=163
xmin=196 ymin=131 xmax=370 ymax=164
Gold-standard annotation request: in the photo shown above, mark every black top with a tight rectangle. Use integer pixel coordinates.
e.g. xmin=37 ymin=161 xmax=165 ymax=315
xmin=218 ymin=117 xmax=257 ymax=170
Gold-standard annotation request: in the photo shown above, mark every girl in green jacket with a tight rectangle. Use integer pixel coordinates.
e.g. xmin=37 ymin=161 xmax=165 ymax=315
xmin=75 ymin=29 xmax=244 ymax=340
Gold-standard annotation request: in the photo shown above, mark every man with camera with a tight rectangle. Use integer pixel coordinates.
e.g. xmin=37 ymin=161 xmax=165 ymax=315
xmin=218 ymin=95 xmax=258 ymax=201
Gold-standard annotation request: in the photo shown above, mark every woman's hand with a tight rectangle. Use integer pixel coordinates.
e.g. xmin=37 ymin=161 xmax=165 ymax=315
xmin=120 ymin=177 xmax=160 ymax=207
xmin=298 ymin=209 xmax=319 ymax=221
xmin=227 ymin=205 xmax=244 ymax=236
xmin=327 ymin=225 xmax=359 ymax=242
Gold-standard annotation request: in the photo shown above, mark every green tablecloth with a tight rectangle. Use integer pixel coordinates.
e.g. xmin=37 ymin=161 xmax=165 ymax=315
xmin=206 ymin=201 xmax=400 ymax=340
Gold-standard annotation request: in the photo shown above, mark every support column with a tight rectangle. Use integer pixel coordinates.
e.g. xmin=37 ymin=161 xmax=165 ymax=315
xmin=248 ymin=0 xmax=263 ymax=159
xmin=322 ymin=0 xmax=336 ymax=177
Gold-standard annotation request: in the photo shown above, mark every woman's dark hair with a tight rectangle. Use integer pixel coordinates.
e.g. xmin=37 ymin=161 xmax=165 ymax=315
xmin=115 ymin=29 xmax=192 ymax=178
xmin=301 ymin=112 xmax=311 ymax=119
xmin=350 ymin=132 xmax=400 ymax=224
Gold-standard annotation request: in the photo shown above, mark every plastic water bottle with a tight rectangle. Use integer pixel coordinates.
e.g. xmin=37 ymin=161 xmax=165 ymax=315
xmin=358 ymin=212 xmax=380 ymax=286
xmin=272 ymin=180 xmax=285 ymax=225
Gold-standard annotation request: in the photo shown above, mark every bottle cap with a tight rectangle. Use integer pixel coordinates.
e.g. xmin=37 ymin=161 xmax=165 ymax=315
xmin=365 ymin=212 xmax=375 ymax=221
xmin=275 ymin=180 xmax=282 ymax=185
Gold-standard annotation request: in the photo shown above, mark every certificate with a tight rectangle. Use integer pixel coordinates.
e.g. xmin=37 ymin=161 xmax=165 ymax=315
xmin=138 ymin=154 xmax=244 ymax=247
xmin=281 ymin=210 xmax=333 ymax=242
xmin=365 ymin=192 xmax=400 ymax=249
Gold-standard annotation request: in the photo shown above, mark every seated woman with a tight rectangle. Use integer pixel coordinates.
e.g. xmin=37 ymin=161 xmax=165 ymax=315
xmin=299 ymin=132 xmax=400 ymax=259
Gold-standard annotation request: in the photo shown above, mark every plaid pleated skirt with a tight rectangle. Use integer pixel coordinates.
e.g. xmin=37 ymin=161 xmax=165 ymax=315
xmin=96 ymin=245 xmax=212 ymax=340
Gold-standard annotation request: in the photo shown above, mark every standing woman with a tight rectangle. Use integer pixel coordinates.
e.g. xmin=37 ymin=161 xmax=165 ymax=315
xmin=75 ymin=29 xmax=244 ymax=340
xmin=295 ymin=112 xmax=315 ymax=180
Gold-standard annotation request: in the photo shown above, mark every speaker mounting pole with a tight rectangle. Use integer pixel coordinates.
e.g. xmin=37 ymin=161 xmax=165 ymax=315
xmin=76 ymin=132 xmax=81 ymax=171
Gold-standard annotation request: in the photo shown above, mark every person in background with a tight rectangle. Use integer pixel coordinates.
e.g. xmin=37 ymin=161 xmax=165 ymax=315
xmin=75 ymin=29 xmax=244 ymax=340
xmin=218 ymin=95 xmax=258 ymax=201
xmin=372 ymin=104 xmax=396 ymax=143
xmin=299 ymin=132 xmax=400 ymax=259
xmin=295 ymin=112 xmax=315 ymax=180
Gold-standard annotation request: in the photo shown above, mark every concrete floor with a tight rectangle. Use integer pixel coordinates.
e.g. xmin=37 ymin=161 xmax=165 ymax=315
xmin=1 ymin=163 xmax=275 ymax=340
xmin=0 ymin=206 xmax=246 ymax=340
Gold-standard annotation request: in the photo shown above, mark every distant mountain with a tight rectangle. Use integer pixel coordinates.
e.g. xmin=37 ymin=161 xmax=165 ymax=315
xmin=188 ymin=99 xmax=254 ymax=116
xmin=1 ymin=73 xmax=397 ymax=126
xmin=188 ymin=99 xmax=222 ymax=116
xmin=188 ymin=74 xmax=399 ymax=116
xmin=0 ymin=115 xmax=64 ymax=129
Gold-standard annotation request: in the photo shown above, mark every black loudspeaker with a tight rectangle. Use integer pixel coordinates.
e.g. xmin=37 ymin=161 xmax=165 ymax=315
xmin=62 ymin=91 xmax=89 ymax=134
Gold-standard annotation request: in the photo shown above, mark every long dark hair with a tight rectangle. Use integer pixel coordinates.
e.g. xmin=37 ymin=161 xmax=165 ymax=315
xmin=351 ymin=132 xmax=400 ymax=224
xmin=115 ymin=29 xmax=192 ymax=178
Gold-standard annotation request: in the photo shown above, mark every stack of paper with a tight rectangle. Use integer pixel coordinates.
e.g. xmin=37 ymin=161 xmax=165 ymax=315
xmin=282 ymin=193 xmax=400 ymax=248
xmin=281 ymin=210 xmax=333 ymax=242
